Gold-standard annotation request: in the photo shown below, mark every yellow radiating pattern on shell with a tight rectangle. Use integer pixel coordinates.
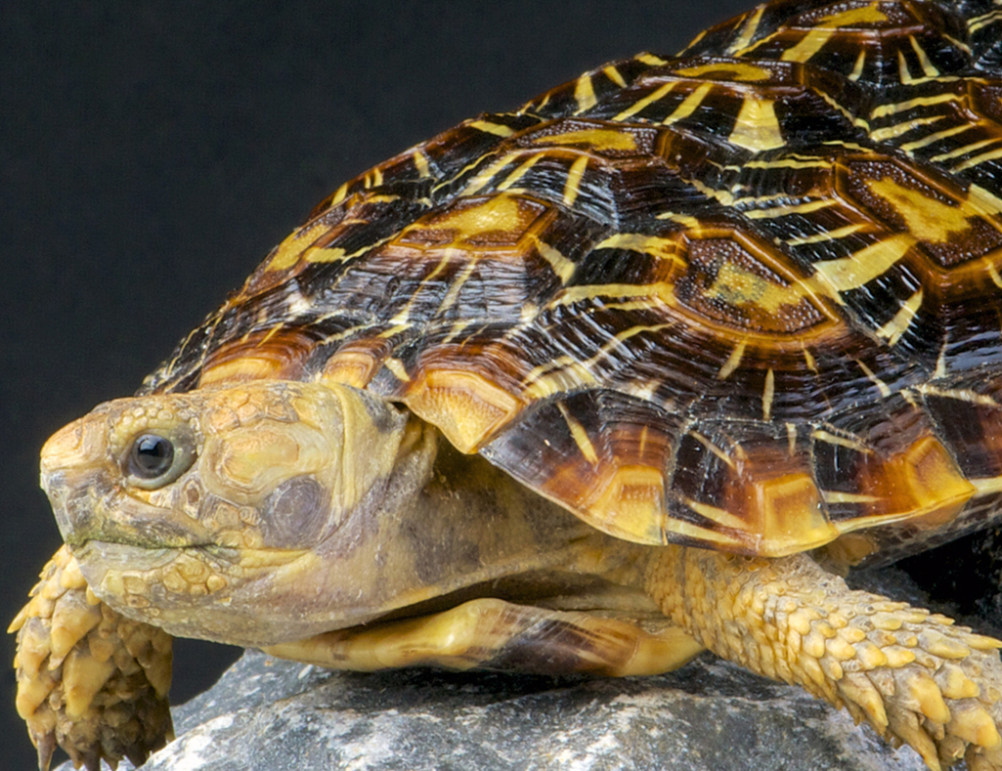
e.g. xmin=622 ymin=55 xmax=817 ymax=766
xmin=866 ymin=176 xmax=978 ymax=244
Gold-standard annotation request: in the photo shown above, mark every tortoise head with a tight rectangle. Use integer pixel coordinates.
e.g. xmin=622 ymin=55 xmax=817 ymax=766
xmin=39 ymin=380 xmax=438 ymax=646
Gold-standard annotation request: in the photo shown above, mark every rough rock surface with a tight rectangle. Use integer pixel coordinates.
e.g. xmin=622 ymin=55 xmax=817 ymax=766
xmin=148 ymin=651 xmax=932 ymax=771
xmin=58 ymin=650 xmax=928 ymax=771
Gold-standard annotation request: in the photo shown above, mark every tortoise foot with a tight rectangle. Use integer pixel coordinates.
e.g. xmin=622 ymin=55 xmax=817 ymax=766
xmin=10 ymin=545 xmax=174 ymax=770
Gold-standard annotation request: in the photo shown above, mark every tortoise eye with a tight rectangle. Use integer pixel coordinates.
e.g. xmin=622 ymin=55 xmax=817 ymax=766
xmin=125 ymin=431 xmax=195 ymax=489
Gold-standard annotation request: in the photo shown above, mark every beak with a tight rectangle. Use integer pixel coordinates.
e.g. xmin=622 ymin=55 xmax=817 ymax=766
xmin=41 ymin=413 xmax=109 ymax=477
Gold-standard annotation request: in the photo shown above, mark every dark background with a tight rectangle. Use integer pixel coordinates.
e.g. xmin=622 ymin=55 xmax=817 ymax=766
xmin=2 ymin=2 xmax=753 ymax=767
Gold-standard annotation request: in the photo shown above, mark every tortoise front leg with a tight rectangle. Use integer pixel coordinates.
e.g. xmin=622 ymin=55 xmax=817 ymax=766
xmin=264 ymin=597 xmax=704 ymax=677
xmin=646 ymin=545 xmax=1002 ymax=771
xmin=10 ymin=545 xmax=174 ymax=771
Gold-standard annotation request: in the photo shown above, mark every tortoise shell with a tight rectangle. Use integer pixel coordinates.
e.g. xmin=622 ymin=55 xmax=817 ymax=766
xmin=143 ymin=0 xmax=1002 ymax=560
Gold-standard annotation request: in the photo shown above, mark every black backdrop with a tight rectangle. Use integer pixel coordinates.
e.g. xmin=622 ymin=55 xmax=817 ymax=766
xmin=1 ymin=1 xmax=785 ymax=767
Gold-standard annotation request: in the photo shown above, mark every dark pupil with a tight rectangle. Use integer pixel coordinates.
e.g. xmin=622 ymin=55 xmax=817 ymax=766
xmin=130 ymin=434 xmax=175 ymax=478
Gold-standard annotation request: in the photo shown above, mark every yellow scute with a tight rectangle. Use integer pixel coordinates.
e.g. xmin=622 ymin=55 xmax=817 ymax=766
xmin=404 ymin=369 xmax=522 ymax=453
xmin=752 ymin=472 xmax=837 ymax=556
xmin=897 ymin=436 xmax=975 ymax=529
xmin=588 ymin=465 xmax=667 ymax=544
xmin=200 ymin=356 xmax=286 ymax=385
xmin=321 ymin=350 xmax=381 ymax=389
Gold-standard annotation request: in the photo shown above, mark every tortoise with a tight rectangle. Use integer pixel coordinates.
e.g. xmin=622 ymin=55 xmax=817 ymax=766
xmin=13 ymin=0 xmax=1002 ymax=768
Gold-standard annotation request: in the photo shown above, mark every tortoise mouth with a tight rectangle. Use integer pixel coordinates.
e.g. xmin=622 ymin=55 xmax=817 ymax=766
xmin=69 ymin=539 xmax=323 ymax=646
xmin=71 ymin=540 xmax=241 ymax=604
xmin=72 ymin=538 xmax=239 ymax=567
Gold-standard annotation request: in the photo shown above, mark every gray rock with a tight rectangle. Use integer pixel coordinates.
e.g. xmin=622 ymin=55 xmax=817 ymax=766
xmin=72 ymin=649 xmax=925 ymax=771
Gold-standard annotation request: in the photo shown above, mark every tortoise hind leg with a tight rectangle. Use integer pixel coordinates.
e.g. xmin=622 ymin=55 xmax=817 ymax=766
xmin=645 ymin=545 xmax=1002 ymax=771
xmin=264 ymin=597 xmax=704 ymax=677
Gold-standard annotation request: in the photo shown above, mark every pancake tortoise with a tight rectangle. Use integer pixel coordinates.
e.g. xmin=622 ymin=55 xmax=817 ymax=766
xmin=14 ymin=1 xmax=1002 ymax=768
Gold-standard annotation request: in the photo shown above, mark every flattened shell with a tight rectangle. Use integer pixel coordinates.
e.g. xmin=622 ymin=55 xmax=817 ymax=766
xmin=143 ymin=1 xmax=1002 ymax=558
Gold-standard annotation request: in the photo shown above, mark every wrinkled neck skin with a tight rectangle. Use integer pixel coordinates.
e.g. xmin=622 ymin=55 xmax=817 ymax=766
xmin=43 ymin=380 xmax=649 ymax=648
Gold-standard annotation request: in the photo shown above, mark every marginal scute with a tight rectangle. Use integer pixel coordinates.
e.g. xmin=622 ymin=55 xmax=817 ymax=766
xmin=321 ymin=346 xmax=385 ymax=389
xmin=588 ymin=463 xmax=669 ymax=544
xmin=922 ymin=383 xmax=1002 ymax=482
xmin=482 ymin=390 xmax=692 ymax=545
xmin=749 ymin=471 xmax=833 ymax=556
xmin=403 ymin=368 xmax=523 ymax=454
xmin=895 ymin=436 xmax=977 ymax=529
xmin=825 ymin=432 xmax=976 ymax=543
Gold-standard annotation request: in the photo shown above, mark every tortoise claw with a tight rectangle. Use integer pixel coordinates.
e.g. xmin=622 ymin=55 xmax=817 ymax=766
xmin=34 ymin=730 xmax=55 ymax=771
xmin=79 ymin=747 xmax=101 ymax=771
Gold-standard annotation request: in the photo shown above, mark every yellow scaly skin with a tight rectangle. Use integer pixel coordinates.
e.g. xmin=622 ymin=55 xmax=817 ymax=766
xmin=646 ymin=546 xmax=1002 ymax=771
